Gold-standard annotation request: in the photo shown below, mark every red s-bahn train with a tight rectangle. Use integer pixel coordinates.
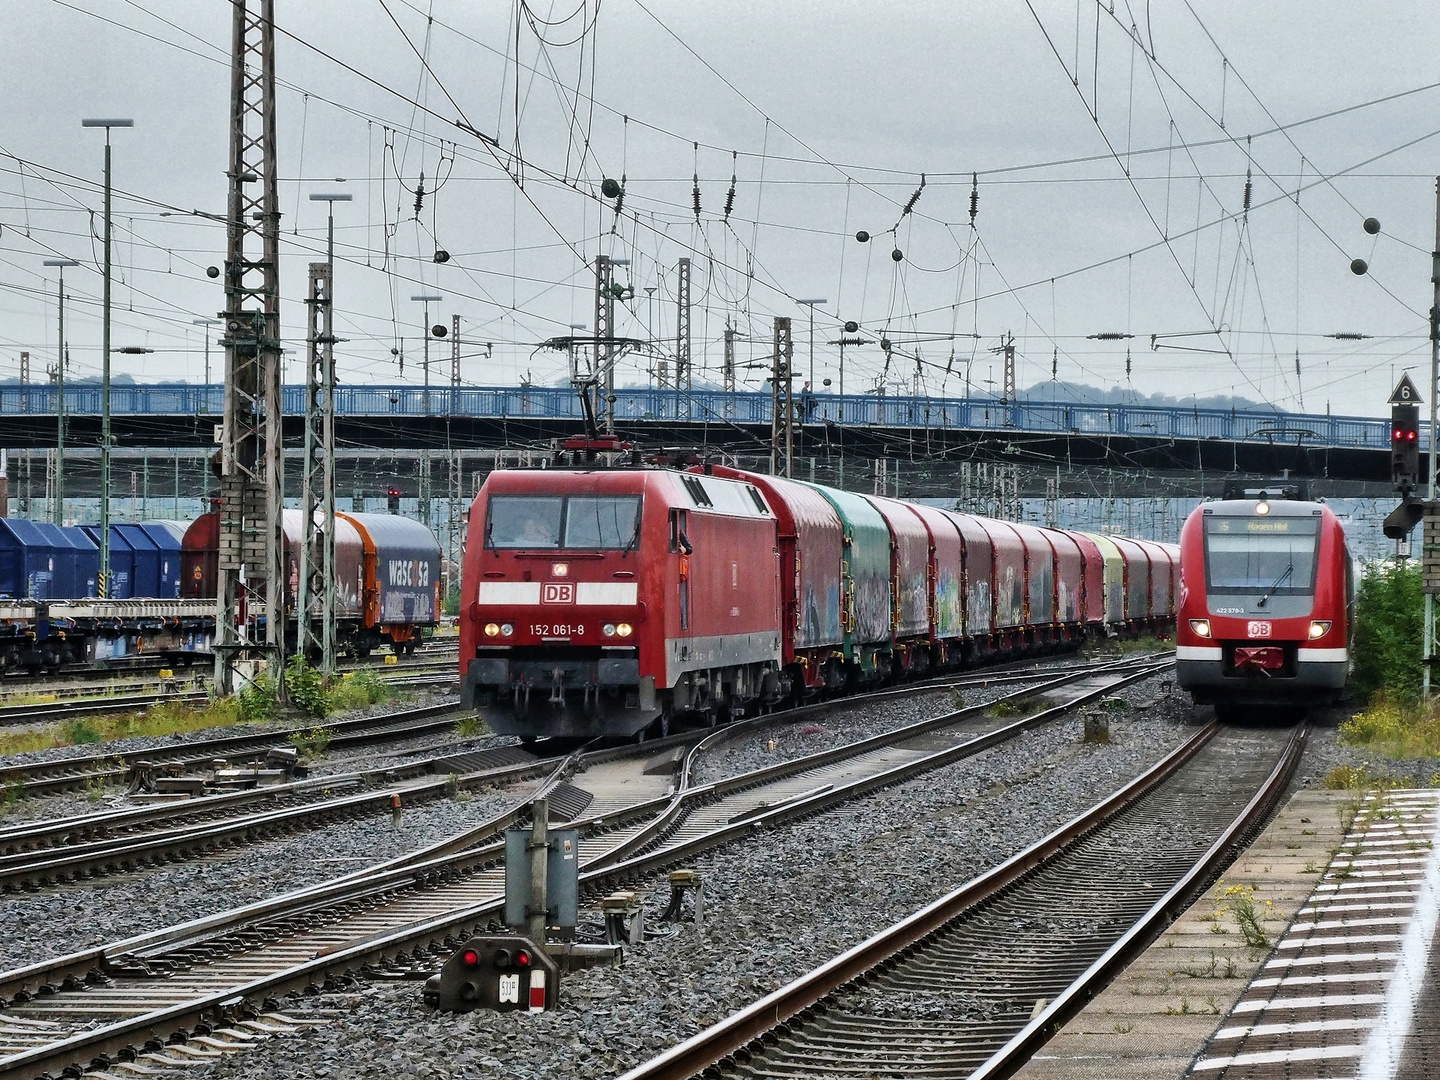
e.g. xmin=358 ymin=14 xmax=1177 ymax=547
xmin=1175 ymin=484 xmax=1354 ymax=717
xmin=459 ymin=460 xmax=1179 ymax=739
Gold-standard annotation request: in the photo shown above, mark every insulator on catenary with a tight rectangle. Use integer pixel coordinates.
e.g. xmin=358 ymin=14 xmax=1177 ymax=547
xmin=723 ymin=151 xmax=737 ymax=222
xmin=902 ymin=173 xmax=926 ymax=216
xmin=1242 ymin=169 xmax=1252 ymax=216
xmin=1295 ymin=351 xmax=1301 ymax=377
xmin=1125 ymin=348 xmax=1131 ymax=378
xmin=969 ymin=172 xmax=979 ymax=225
xmin=613 ymin=174 xmax=626 ymax=217
xmin=414 ymin=172 xmax=426 ymax=217
xmin=1052 ymin=348 xmax=1058 ymax=379
xmin=692 ymin=173 xmax=701 ymax=220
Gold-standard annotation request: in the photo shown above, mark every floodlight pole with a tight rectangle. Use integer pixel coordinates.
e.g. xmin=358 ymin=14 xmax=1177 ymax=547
xmin=797 ymin=299 xmax=827 ymax=391
xmin=43 ymin=259 xmax=79 ymax=525
xmin=81 ymin=119 xmax=133 ymax=596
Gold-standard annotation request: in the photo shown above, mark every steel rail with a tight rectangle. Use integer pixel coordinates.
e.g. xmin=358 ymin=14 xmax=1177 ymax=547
xmin=0 ymin=691 xmax=211 ymax=726
xmin=0 ymin=647 xmax=457 ymax=703
xmin=587 ymin=653 xmax=1171 ymax=870
xmin=0 ymin=746 xmax=551 ymax=892
xmin=965 ymin=721 xmax=1308 ymax=1080
xmin=0 ymin=700 xmax=467 ymax=797
xmin=588 ymin=660 xmax=1172 ymax=878
xmin=611 ymin=721 xmax=1223 ymax=1080
xmin=614 ymin=720 xmax=1306 ymax=1080
xmin=0 ymin=656 xmax=1171 ymax=1079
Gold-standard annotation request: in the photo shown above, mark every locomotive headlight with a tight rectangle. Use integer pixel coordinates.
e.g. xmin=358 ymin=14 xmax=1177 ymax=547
xmin=602 ymin=623 xmax=617 ymax=638
xmin=552 ymin=563 xmax=569 ymax=577
xmin=500 ymin=623 xmax=514 ymax=637
xmin=484 ymin=622 xmax=501 ymax=638
xmin=1255 ymin=500 xmax=1270 ymax=515
xmin=1189 ymin=619 xmax=1212 ymax=638
xmin=1308 ymin=620 xmax=1332 ymax=639
xmin=616 ymin=622 xmax=633 ymax=638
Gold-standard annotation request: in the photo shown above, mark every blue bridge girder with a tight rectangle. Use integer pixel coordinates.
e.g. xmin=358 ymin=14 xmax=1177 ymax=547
xmin=0 ymin=382 xmax=1400 ymax=447
xmin=0 ymin=383 xmax=1399 ymax=482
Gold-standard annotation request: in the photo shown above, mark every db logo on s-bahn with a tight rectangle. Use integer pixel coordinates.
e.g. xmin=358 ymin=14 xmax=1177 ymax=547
xmin=1247 ymin=621 xmax=1272 ymax=638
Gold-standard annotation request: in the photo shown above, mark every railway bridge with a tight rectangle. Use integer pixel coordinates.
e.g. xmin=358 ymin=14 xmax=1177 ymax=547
xmin=0 ymin=383 xmax=1396 ymax=483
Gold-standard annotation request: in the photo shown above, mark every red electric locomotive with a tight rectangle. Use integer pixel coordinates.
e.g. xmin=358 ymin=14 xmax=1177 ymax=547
xmin=459 ymin=465 xmax=782 ymax=737
xmin=461 ymin=457 xmax=1182 ymax=740
xmin=1175 ymin=484 xmax=1354 ymax=717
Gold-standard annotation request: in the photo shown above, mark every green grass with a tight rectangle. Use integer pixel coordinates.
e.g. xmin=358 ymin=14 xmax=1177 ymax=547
xmin=0 ymin=696 xmax=247 ymax=757
xmin=456 ymin=714 xmax=485 ymax=738
xmin=1339 ymin=695 xmax=1440 ymax=761
xmin=238 ymin=660 xmax=394 ymax=723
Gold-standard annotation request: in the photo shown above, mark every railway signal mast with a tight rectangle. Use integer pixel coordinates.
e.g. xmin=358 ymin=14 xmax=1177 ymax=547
xmin=214 ymin=0 xmax=285 ymax=695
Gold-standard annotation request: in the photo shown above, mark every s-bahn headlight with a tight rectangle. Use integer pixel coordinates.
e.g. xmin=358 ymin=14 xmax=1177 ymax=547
xmin=1188 ymin=619 xmax=1211 ymax=638
xmin=500 ymin=623 xmax=514 ymax=637
xmin=1309 ymin=620 xmax=1332 ymax=639
xmin=602 ymin=623 xmax=617 ymax=638
xmin=615 ymin=622 xmax=633 ymax=638
xmin=1255 ymin=500 xmax=1270 ymax=515
xmin=484 ymin=622 xmax=501 ymax=638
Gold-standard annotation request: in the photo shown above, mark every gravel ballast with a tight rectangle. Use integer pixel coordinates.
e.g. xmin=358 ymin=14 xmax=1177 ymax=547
xmin=194 ymin=669 xmax=1208 ymax=1080
xmin=0 ymin=787 xmax=520 ymax=972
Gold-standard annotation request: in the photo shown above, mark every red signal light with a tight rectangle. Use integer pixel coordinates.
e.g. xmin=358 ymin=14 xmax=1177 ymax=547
xmin=1395 ymin=428 xmax=1405 ymax=441
xmin=1409 ymin=430 xmax=1419 ymax=442
xmin=461 ymin=949 xmax=480 ymax=967
xmin=515 ymin=950 xmax=532 ymax=967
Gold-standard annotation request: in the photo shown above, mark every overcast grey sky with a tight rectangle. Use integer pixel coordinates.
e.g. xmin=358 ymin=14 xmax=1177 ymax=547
xmin=2 ymin=1 xmax=1439 ymax=417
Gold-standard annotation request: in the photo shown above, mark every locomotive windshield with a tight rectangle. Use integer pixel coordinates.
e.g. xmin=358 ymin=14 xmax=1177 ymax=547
xmin=1203 ymin=516 xmax=1319 ymax=593
xmin=487 ymin=495 xmax=640 ymax=550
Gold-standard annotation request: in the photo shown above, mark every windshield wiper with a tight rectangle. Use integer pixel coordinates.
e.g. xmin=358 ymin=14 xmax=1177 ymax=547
xmin=1256 ymin=563 xmax=1293 ymax=608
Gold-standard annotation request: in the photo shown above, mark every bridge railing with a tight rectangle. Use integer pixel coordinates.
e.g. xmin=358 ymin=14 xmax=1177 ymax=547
xmin=0 ymin=383 xmax=1397 ymax=451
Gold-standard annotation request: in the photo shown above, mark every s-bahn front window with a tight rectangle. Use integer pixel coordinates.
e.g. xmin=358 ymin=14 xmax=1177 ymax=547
xmin=487 ymin=495 xmax=640 ymax=550
xmin=1204 ymin=516 xmax=1319 ymax=594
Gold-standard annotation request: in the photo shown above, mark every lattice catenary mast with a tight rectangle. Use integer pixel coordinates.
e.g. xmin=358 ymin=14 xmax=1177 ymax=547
xmin=214 ymin=0 xmax=285 ymax=693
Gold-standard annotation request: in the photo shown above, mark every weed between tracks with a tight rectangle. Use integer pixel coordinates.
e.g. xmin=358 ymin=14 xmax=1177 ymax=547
xmin=455 ymin=714 xmax=485 ymax=738
xmin=0 ymin=697 xmax=247 ymax=757
xmin=0 ymin=663 xmax=400 ymax=761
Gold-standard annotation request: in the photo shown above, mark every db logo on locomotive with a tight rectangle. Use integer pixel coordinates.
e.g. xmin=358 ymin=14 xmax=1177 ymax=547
xmin=1246 ymin=620 xmax=1272 ymax=638
xmin=541 ymin=582 xmax=575 ymax=604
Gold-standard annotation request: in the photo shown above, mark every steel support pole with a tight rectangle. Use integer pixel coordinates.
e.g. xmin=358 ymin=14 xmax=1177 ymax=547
xmin=99 ymin=136 xmax=113 ymax=596
xmin=298 ymin=261 xmax=335 ymax=674
xmin=594 ymin=256 xmax=614 ymax=433
xmin=771 ymin=317 xmax=793 ymax=477
xmin=52 ymin=268 xmax=69 ymax=525
xmin=676 ymin=257 xmax=691 ymax=393
xmin=525 ymin=797 xmax=549 ymax=947
xmin=1425 ymin=176 xmax=1440 ymax=699
xmin=410 ymin=294 xmax=440 ymax=526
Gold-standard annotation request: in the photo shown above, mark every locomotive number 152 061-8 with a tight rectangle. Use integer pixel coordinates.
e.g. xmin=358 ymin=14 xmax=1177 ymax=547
xmin=530 ymin=624 xmax=584 ymax=638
